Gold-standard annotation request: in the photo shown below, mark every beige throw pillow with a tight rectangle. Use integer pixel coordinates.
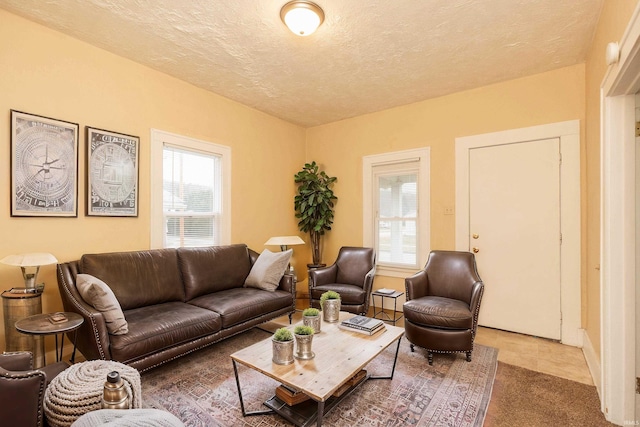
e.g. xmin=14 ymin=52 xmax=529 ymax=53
xmin=244 ymin=249 xmax=292 ymax=291
xmin=76 ymin=273 xmax=129 ymax=335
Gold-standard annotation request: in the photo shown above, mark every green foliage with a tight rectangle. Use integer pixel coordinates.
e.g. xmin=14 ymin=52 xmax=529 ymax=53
xmin=294 ymin=325 xmax=315 ymax=335
xmin=294 ymin=161 xmax=337 ymax=265
xmin=319 ymin=290 xmax=341 ymax=310
xmin=302 ymin=307 xmax=320 ymax=317
xmin=273 ymin=327 xmax=293 ymax=341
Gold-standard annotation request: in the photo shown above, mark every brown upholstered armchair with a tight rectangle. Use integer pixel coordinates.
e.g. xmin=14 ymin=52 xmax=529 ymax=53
xmin=0 ymin=352 xmax=68 ymax=427
xmin=403 ymin=250 xmax=484 ymax=365
xmin=309 ymin=246 xmax=376 ymax=315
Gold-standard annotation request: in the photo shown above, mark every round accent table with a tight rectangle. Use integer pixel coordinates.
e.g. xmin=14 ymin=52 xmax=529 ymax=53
xmin=2 ymin=289 xmax=44 ymax=366
xmin=15 ymin=312 xmax=83 ymax=367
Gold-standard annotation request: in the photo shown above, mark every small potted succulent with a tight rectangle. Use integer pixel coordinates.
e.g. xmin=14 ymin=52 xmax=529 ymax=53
xmin=302 ymin=307 xmax=321 ymax=334
xmin=320 ymin=290 xmax=341 ymax=323
xmin=294 ymin=325 xmax=315 ymax=360
xmin=272 ymin=327 xmax=294 ymax=365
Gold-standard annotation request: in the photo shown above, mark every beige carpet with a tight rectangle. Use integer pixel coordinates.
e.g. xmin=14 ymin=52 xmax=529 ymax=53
xmin=141 ymin=327 xmax=498 ymax=426
xmin=485 ymin=362 xmax=613 ymax=427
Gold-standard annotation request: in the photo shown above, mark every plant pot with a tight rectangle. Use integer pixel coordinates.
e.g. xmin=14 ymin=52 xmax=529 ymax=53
xmin=294 ymin=334 xmax=315 ymax=360
xmin=323 ymin=299 xmax=341 ymax=323
xmin=272 ymin=339 xmax=294 ymax=365
xmin=303 ymin=314 xmax=321 ymax=334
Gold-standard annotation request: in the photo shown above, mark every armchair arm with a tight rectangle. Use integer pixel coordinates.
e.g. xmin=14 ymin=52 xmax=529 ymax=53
xmin=469 ymin=281 xmax=485 ymax=333
xmin=0 ymin=351 xmax=33 ymax=371
xmin=405 ymin=269 xmax=429 ymax=300
xmin=361 ymin=265 xmax=376 ymax=313
xmin=308 ymin=264 xmax=338 ymax=288
xmin=0 ymin=360 xmax=47 ymax=427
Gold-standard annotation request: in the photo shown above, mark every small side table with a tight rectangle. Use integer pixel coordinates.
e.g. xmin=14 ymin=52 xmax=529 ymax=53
xmin=2 ymin=288 xmax=44 ymax=366
xmin=15 ymin=312 xmax=84 ymax=368
xmin=371 ymin=290 xmax=404 ymax=326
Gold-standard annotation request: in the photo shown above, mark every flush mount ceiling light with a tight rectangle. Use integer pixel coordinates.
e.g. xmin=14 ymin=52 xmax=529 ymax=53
xmin=280 ymin=1 xmax=325 ymax=36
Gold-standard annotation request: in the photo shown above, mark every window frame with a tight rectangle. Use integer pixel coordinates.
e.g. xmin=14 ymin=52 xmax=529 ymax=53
xmin=363 ymin=148 xmax=430 ymax=277
xmin=150 ymin=129 xmax=231 ymax=249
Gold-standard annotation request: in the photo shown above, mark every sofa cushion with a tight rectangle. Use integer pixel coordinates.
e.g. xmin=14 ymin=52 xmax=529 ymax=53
xmin=81 ymin=249 xmax=184 ymax=311
xmin=178 ymin=245 xmax=252 ymax=300
xmin=244 ymin=249 xmax=292 ymax=291
xmin=188 ymin=288 xmax=293 ymax=329
xmin=109 ymin=302 xmax=221 ymax=362
xmin=76 ymin=274 xmax=128 ymax=335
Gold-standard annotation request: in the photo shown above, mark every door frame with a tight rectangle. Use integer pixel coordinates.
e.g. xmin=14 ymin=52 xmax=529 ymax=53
xmin=600 ymin=4 xmax=640 ymax=424
xmin=454 ymin=120 xmax=581 ymax=347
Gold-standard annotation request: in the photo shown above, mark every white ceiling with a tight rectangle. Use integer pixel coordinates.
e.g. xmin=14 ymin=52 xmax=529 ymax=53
xmin=0 ymin=0 xmax=603 ymax=127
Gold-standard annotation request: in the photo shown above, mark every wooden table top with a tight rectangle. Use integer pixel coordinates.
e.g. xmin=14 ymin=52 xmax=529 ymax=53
xmin=231 ymin=311 xmax=404 ymax=402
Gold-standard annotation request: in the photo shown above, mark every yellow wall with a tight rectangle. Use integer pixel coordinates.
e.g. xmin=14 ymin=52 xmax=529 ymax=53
xmin=0 ymin=10 xmax=306 ymax=356
xmin=306 ymin=65 xmax=586 ymax=293
xmin=584 ymin=0 xmax=639 ymax=359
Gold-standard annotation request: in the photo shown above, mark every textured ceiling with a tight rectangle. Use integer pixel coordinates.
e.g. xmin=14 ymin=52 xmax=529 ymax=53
xmin=0 ymin=0 xmax=603 ymax=127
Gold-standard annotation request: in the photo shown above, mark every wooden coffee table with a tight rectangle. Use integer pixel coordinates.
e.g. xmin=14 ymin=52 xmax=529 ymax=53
xmin=231 ymin=312 xmax=404 ymax=427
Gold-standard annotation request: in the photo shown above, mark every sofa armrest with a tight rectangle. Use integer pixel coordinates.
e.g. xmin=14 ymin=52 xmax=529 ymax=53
xmin=57 ymin=262 xmax=112 ymax=361
xmin=278 ymin=273 xmax=296 ymax=295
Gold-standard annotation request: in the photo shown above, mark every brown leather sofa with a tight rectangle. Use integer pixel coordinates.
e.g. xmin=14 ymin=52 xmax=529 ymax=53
xmin=403 ymin=250 xmax=484 ymax=365
xmin=0 ymin=352 xmax=68 ymax=427
xmin=56 ymin=244 xmax=295 ymax=373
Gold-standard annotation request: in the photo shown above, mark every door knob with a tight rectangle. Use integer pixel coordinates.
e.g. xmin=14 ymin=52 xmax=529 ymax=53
xmin=472 ymin=233 xmax=479 ymax=239
xmin=472 ymin=247 xmax=479 ymax=253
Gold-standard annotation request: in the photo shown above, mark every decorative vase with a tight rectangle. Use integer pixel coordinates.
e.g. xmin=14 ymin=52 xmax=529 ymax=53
xmin=323 ymin=299 xmax=341 ymax=323
xmin=303 ymin=314 xmax=321 ymax=334
xmin=294 ymin=334 xmax=315 ymax=360
xmin=272 ymin=339 xmax=294 ymax=365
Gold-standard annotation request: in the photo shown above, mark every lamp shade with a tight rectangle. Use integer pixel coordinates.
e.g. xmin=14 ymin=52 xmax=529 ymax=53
xmin=1 ymin=253 xmax=58 ymax=267
xmin=264 ymin=236 xmax=305 ymax=247
xmin=280 ymin=1 xmax=324 ymax=36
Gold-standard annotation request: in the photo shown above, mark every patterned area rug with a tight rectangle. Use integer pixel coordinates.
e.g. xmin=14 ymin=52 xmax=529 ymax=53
xmin=142 ymin=328 xmax=498 ymax=426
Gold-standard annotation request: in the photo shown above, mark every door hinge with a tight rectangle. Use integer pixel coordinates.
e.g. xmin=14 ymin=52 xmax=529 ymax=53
xmin=559 ymin=152 xmax=562 ymax=165
xmin=560 ymin=233 xmax=563 ymax=244
xmin=636 ymin=377 xmax=640 ymax=394
xmin=636 ymin=121 xmax=640 ymax=137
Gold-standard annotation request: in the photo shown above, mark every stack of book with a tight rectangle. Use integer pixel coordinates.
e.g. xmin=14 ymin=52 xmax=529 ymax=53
xmin=339 ymin=315 xmax=385 ymax=335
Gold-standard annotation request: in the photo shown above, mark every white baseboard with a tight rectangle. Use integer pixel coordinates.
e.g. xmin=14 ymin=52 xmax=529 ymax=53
xmin=582 ymin=329 xmax=602 ymax=398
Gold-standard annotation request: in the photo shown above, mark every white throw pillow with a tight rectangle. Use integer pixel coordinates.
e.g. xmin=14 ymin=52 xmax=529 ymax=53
xmin=244 ymin=249 xmax=292 ymax=291
xmin=76 ymin=273 xmax=129 ymax=335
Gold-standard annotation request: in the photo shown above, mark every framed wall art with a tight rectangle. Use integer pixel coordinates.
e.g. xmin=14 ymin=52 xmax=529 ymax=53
xmin=86 ymin=127 xmax=139 ymax=217
xmin=10 ymin=110 xmax=79 ymax=217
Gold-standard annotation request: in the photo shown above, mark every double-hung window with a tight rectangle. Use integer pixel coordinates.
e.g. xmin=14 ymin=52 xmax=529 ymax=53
xmin=150 ymin=130 xmax=230 ymax=248
xmin=363 ymin=148 xmax=430 ymax=276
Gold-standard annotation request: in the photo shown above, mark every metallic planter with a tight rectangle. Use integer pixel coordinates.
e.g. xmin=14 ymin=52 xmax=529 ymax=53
xmin=303 ymin=314 xmax=321 ymax=333
xmin=294 ymin=334 xmax=315 ymax=360
xmin=272 ymin=339 xmax=294 ymax=365
xmin=322 ymin=299 xmax=341 ymax=323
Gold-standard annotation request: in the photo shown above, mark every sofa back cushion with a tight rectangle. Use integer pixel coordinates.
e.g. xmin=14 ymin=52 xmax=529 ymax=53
xmin=178 ymin=244 xmax=252 ymax=300
xmin=81 ymin=249 xmax=184 ymax=310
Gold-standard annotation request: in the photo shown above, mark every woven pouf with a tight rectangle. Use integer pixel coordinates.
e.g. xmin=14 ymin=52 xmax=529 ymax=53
xmin=44 ymin=360 xmax=142 ymax=427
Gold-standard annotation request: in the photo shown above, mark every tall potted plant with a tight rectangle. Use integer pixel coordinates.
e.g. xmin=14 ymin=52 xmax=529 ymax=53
xmin=294 ymin=161 xmax=338 ymax=267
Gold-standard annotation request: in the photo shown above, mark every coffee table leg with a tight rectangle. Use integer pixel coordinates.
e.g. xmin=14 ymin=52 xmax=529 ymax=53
xmin=232 ymin=359 xmax=275 ymax=417
xmin=369 ymin=337 xmax=402 ymax=380
xmin=317 ymin=400 xmax=325 ymax=426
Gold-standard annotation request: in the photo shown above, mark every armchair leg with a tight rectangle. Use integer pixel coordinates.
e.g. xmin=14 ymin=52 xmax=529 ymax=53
xmin=410 ymin=344 xmax=415 ymax=352
xmin=427 ymin=351 xmax=433 ymax=365
xmin=466 ymin=351 xmax=472 ymax=362
xmin=288 ymin=313 xmax=293 ymax=324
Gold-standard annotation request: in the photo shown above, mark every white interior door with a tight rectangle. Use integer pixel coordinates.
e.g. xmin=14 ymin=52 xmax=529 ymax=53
xmin=469 ymin=138 xmax=561 ymax=339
